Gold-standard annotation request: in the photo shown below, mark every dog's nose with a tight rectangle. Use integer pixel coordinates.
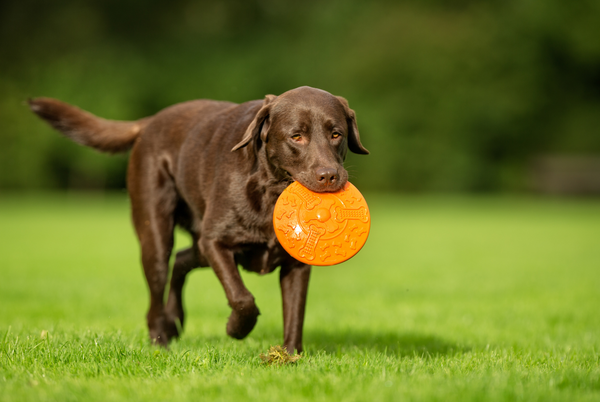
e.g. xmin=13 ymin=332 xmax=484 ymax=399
xmin=315 ymin=167 xmax=339 ymax=187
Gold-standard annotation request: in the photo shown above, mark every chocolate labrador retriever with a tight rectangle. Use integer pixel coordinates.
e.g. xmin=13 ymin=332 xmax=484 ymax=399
xmin=29 ymin=86 xmax=369 ymax=353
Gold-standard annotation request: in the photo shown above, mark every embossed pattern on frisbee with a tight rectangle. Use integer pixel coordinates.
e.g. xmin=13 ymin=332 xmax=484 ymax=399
xmin=273 ymin=181 xmax=370 ymax=266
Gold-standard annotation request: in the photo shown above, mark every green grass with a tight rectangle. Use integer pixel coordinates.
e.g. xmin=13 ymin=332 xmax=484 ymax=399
xmin=1 ymin=193 xmax=599 ymax=401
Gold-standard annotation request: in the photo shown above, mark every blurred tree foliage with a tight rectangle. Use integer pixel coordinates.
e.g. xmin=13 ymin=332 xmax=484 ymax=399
xmin=1 ymin=0 xmax=599 ymax=192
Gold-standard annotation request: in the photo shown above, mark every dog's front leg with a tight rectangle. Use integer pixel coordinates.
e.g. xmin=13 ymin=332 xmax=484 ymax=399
xmin=200 ymin=239 xmax=260 ymax=339
xmin=280 ymin=262 xmax=311 ymax=354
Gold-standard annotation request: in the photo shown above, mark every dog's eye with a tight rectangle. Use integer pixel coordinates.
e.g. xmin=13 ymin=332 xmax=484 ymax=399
xmin=332 ymin=132 xmax=341 ymax=139
xmin=291 ymin=134 xmax=302 ymax=142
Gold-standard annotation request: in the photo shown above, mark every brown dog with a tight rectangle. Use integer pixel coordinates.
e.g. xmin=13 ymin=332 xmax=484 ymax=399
xmin=29 ymin=86 xmax=369 ymax=353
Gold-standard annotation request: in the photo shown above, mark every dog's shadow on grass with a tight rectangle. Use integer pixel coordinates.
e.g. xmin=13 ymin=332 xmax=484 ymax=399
xmin=306 ymin=330 xmax=468 ymax=357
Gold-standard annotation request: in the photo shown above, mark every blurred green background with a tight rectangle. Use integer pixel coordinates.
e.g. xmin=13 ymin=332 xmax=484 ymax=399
xmin=1 ymin=0 xmax=599 ymax=193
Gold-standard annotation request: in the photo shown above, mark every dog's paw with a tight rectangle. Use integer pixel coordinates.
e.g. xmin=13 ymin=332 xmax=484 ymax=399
xmin=147 ymin=315 xmax=171 ymax=347
xmin=149 ymin=329 xmax=170 ymax=347
xmin=226 ymin=305 xmax=260 ymax=339
xmin=163 ymin=316 xmax=182 ymax=340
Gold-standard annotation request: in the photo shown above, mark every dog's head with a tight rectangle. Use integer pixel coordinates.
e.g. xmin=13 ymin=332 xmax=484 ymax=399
xmin=232 ymin=86 xmax=369 ymax=193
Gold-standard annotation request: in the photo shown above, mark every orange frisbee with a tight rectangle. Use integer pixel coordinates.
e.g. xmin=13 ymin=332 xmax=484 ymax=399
xmin=273 ymin=181 xmax=370 ymax=266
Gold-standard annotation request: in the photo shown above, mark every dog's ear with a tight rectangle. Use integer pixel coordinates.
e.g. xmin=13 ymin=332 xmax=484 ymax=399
xmin=231 ymin=94 xmax=276 ymax=152
xmin=337 ymin=96 xmax=369 ymax=155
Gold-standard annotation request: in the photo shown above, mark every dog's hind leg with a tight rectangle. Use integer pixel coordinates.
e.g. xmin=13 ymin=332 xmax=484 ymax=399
xmin=128 ymin=152 xmax=178 ymax=346
xmin=164 ymin=245 xmax=209 ymax=339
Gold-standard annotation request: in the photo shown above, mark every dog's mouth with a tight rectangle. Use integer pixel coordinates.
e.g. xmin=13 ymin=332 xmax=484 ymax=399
xmin=282 ymin=170 xmax=295 ymax=184
xmin=285 ymin=170 xmax=348 ymax=194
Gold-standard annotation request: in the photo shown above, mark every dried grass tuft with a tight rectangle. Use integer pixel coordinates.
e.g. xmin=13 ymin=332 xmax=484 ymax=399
xmin=259 ymin=345 xmax=301 ymax=365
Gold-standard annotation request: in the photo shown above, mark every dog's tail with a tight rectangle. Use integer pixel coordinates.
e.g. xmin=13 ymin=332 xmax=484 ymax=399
xmin=29 ymin=97 xmax=151 ymax=153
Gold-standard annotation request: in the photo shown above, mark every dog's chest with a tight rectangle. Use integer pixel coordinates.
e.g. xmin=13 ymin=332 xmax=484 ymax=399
xmin=235 ymin=241 xmax=290 ymax=275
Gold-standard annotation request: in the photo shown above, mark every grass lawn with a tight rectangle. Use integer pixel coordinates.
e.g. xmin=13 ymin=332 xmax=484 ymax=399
xmin=1 ymin=192 xmax=599 ymax=401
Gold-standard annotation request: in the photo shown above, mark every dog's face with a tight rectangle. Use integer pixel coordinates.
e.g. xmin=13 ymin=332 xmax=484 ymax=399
xmin=233 ymin=87 xmax=369 ymax=193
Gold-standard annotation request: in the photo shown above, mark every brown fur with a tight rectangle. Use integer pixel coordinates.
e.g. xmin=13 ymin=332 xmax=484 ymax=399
xmin=29 ymin=86 xmax=368 ymax=353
